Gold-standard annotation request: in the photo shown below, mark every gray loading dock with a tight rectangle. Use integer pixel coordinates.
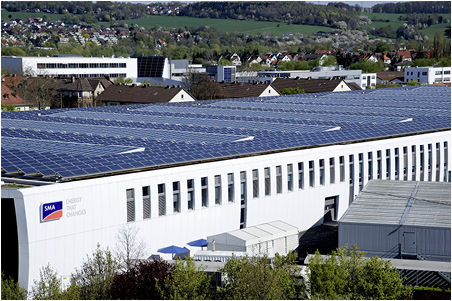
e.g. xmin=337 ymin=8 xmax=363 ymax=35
xmin=339 ymin=180 xmax=450 ymax=262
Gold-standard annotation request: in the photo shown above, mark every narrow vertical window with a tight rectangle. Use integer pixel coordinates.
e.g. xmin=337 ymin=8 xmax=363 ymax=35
xmin=436 ymin=142 xmax=440 ymax=181
xmin=240 ymin=171 xmax=247 ymax=228
xmin=240 ymin=171 xmax=246 ymax=205
xmin=215 ymin=175 xmax=222 ymax=205
xmin=173 ymin=181 xmax=180 ymax=213
xmin=329 ymin=158 xmax=335 ymax=184
xmin=403 ymin=147 xmax=408 ymax=180
xmin=339 ymin=156 xmax=345 ymax=182
xmin=319 ymin=159 xmax=325 ymax=186
xmin=420 ymin=145 xmax=425 ymax=180
xmin=411 ymin=146 xmax=416 ymax=181
xmin=158 ymin=184 xmax=166 ymax=216
xmin=201 ymin=177 xmax=208 ymax=207
xmin=142 ymin=186 xmax=150 ymax=219
xmin=444 ymin=142 xmax=448 ymax=182
xmin=367 ymin=152 xmax=373 ymax=180
xmin=349 ymin=155 xmax=354 ymax=204
xmin=358 ymin=153 xmax=363 ymax=190
xmin=264 ymin=167 xmax=271 ymax=195
xmin=309 ymin=161 xmax=315 ymax=187
xmin=252 ymin=169 xmax=259 ymax=198
xmin=377 ymin=150 xmax=382 ymax=179
xmin=298 ymin=162 xmax=304 ymax=189
xmin=126 ymin=188 xmax=135 ymax=222
xmin=228 ymin=173 xmax=234 ymax=202
xmin=386 ymin=149 xmax=391 ymax=179
xmin=287 ymin=164 xmax=293 ymax=191
xmin=276 ymin=165 xmax=282 ymax=193
xmin=187 ymin=179 xmax=194 ymax=210
xmin=428 ymin=144 xmax=432 ymax=181
xmin=394 ymin=148 xmax=399 ymax=180
xmin=349 ymin=155 xmax=354 ymax=185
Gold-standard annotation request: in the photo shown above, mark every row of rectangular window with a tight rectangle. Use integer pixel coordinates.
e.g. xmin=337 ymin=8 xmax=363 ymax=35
xmin=54 ymin=73 xmax=127 ymax=78
xmin=37 ymin=62 xmax=127 ymax=69
xmin=126 ymin=141 xmax=449 ymax=222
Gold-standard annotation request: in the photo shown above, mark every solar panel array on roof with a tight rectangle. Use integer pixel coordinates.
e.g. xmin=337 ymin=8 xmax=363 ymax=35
xmin=1 ymin=86 xmax=450 ymax=181
xmin=136 ymin=56 xmax=165 ymax=77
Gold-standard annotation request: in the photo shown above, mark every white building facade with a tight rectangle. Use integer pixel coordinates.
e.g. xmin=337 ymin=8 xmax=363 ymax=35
xmin=361 ymin=73 xmax=377 ymax=89
xmin=404 ymin=67 xmax=451 ymax=84
xmin=1 ymin=56 xmax=138 ymax=80
xmin=2 ymin=130 xmax=450 ymax=291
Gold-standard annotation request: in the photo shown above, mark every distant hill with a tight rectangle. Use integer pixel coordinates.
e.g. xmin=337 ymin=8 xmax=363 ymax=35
xmin=372 ymin=1 xmax=450 ymax=13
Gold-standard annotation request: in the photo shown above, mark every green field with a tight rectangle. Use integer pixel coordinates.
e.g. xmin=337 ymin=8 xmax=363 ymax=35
xmin=2 ymin=10 xmax=335 ymax=36
xmin=1 ymin=10 xmax=65 ymax=22
xmin=102 ymin=15 xmax=336 ymax=36
xmin=361 ymin=12 xmax=450 ymax=40
xmin=2 ymin=9 xmax=449 ymax=40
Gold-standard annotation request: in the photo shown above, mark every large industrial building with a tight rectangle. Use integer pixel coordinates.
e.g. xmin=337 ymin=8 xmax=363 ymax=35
xmin=1 ymin=86 xmax=450 ymax=291
xmin=1 ymin=55 xmax=138 ymax=80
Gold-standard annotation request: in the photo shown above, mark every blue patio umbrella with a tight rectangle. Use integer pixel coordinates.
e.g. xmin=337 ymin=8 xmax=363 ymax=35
xmin=187 ymin=238 xmax=208 ymax=248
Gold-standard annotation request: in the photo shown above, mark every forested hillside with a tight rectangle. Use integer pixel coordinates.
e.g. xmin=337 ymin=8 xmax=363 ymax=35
xmin=179 ymin=2 xmax=362 ymax=29
xmin=372 ymin=1 xmax=450 ymax=13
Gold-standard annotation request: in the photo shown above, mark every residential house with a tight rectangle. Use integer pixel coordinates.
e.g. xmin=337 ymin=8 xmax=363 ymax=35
xmin=272 ymin=78 xmax=354 ymax=94
xmin=1 ymin=82 xmax=33 ymax=111
xmin=97 ymin=84 xmax=195 ymax=105
xmin=376 ymin=71 xmax=404 ymax=85
xmin=216 ymin=82 xmax=280 ymax=98
xmin=364 ymin=54 xmax=379 ymax=63
xmin=228 ymin=53 xmax=242 ymax=66
xmin=55 ymin=77 xmax=98 ymax=108
xmin=397 ymin=50 xmax=413 ymax=63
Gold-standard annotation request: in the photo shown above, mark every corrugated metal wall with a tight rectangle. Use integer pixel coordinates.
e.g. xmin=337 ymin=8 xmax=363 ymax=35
xmin=339 ymin=222 xmax=450 ymax=261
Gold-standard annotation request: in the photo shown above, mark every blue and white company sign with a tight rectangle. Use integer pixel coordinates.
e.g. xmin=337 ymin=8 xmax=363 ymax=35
xmin=41 ymin=201 xmax=63 ymax=222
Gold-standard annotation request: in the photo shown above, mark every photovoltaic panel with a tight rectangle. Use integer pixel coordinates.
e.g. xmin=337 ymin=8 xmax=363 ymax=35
xmin=1 ymin=86 xmax=450 ymax=181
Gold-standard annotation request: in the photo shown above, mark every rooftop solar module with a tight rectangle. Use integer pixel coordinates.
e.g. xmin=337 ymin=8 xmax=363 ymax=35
xmin=1 ymin=86 xmax=450 ymax=181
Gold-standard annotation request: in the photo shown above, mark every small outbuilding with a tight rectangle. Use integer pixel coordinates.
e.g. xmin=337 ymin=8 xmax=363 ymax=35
xmin=206 ymin=220 xmax=299 ymax=257
xmin=339 ymin=180 xmax=450 ymax=262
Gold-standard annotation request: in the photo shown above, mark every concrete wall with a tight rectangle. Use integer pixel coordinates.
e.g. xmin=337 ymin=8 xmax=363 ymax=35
xmin=3 ymin=130 xmax=450 ymax=291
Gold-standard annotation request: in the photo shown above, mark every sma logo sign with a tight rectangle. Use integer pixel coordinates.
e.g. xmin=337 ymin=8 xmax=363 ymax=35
xmin=41 ymin=201 xmax=63 ymax=222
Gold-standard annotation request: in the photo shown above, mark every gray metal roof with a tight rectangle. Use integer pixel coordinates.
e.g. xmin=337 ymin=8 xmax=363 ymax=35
xmin=340 ymin=180 xmax=451 ymax=228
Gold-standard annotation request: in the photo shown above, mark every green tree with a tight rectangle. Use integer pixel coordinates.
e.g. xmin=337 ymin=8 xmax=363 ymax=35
xmin=30 ymin=264 xmax=64 ymax=300
xmin=1 ymin=46 xmax=27 ymax=57
xmin=307 ymin=246 xmax=412 ymax=300
xmin=114 ymin=77 xmax=133 ymax=85
xmin=280 ymin=87 xmax=306 ymax=95
xmin=219 ymin=252 xmax=301 ymax=299
xmin=321 ymin=55 xmax=337 ymax=66
xmin=158 ymin=257 xmax=212 ymax=300
xmin=1 ymin=273 xmax=27 ymax=300
xmin=406 ymin=80 xmax=420 ymax=86
xmin=70 ymin=244 xmax=119 ymax=300
xmin=350 ymin=60 xmax=385 ymax=73
xmin=219 ymin=58 xmax=233 ymax=66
